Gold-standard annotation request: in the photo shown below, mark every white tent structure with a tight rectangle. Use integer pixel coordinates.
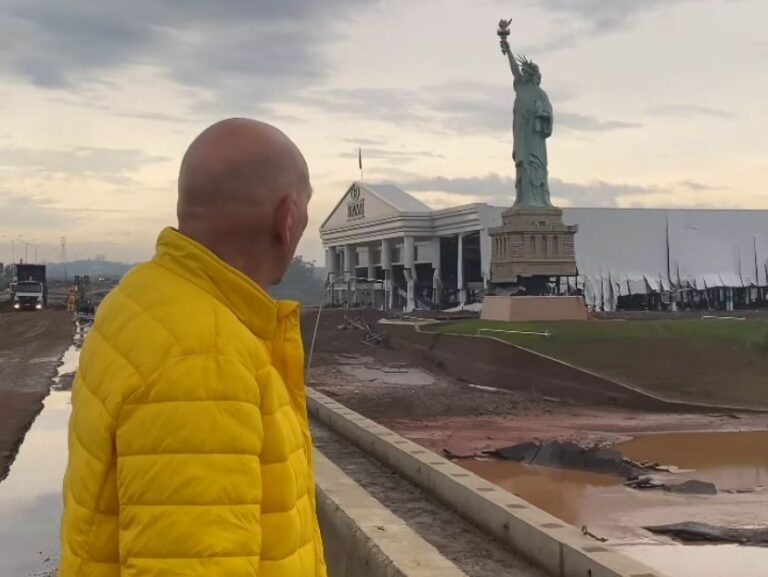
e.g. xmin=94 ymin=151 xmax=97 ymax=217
xmin=562 ymin=208 xmax=768 ymax=311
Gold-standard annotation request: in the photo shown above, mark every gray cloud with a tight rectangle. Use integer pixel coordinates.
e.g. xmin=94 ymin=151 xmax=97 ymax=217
xmin=391 ymin=173 xmax=659 ymax=207
xmin=0 ymin=195 xmax=80 ymax=229
xmin=339 ymin=147 xmax=444 ymax=165
xmin=646 ymin=104 xmax=735 ymax=119
xmin=0 ymin=0 xmax=377 ymax=111
xmin=512 ymin=0 xmax=706 ymax=55
xmin=343 ymin=137 xmax=389 ymax=146
xmin=550 ymin=178 xmax=648 ymax=207
xmin=528 ymin=0 xmax=700 ymax=34
xmin=398 ymin=174 xmax=513 ymax=200
xmin=303 ymin=88 xmax=428 ymax=128
xmin=557 ymin=112 xmax=642 ymax=132
xmin=0 ymin=146 xmax=168 ymax=183
xmin=307 ymin=82 xmax=637 ymax=136
xmin=0 ymin=192 xmax=171 ymax=232
xmin=679 ymin=180 xmax=728 ymax=192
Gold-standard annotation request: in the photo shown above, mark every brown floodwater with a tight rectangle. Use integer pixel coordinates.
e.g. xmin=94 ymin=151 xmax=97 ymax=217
xmin=460 ymin=430 xmax=768 ymax=577
xmin=618 ymin=430 xmax=768 ymax=491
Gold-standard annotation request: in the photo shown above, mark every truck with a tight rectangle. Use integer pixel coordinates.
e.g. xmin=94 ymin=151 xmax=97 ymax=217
xmin=12 ymin=264 xmax=47 ymax=311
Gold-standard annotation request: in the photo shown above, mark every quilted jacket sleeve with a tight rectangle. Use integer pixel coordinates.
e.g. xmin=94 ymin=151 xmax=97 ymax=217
xmin=116 ymin=353 xmax=264 ymax=577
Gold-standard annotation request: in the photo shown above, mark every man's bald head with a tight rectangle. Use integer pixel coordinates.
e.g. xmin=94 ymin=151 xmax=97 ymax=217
xmin=177 ymin=119 xmax=311 ymax=288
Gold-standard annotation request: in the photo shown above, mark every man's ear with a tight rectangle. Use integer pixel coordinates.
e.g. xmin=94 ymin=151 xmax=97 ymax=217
xmin=275 ymin=194 xmax=297 ymax=248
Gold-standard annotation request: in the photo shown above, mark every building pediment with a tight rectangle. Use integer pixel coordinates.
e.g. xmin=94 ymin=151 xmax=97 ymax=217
xmin=320 ymin=181 xmax=431 ymax=231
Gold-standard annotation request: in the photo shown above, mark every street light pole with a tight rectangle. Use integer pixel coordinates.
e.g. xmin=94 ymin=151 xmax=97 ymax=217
xmin=16 ymin=235 xmax=28 ymax=263
xmin=0 ymin=235 xmax=16 ymax=272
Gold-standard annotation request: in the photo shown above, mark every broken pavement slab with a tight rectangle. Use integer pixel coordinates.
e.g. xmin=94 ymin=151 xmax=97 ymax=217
xmin=645 ymin=522 xmax=768 ymax=545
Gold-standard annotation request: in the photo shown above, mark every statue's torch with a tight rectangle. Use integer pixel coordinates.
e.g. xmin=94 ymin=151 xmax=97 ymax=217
xmin=497 ymin=18 xmax=511 ymax=55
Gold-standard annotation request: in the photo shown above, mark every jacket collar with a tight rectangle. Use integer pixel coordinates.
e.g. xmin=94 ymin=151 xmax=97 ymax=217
xmin=153 ymin=227 xmax=299 ymax=340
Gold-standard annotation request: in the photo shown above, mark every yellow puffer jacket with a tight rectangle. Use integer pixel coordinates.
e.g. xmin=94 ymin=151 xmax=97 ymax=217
xmin=60 ymin=228 xmax=326 ymax=577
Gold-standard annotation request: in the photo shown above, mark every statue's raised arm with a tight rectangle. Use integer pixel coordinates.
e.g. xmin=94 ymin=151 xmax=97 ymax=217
xmin=497 ymin=18 xmax=521 ymax=81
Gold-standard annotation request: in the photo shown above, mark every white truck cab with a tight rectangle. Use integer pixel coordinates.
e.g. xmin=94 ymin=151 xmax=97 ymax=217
xmin=13 ymin=281 xmax=45 ymax=311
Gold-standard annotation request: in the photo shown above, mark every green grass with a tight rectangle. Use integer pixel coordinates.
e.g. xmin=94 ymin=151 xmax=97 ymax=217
xmin=433 ymin=319 xmax=768 ymax=407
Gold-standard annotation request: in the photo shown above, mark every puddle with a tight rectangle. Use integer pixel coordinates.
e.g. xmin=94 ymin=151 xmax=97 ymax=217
xmin=617 ymin=431 xmax=768 ymax=491
xmin=618 ymin=543 xmax=768 ymax=577
xmin=460 ymin=430 xmax=768 ymax=577
xmin=53 ymin=344 xmax=81 ymax=384
xmin=0 ymin=389 xmax=70 ymax=576
xmin=0 ymin=332 xmax=82 ymax=576
xmin=459 ymin=459 xmax=634 ymax=528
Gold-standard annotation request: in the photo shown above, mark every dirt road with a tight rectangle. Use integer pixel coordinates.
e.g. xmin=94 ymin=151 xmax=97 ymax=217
xmin=0 ymin=310 xmax=73 ymax=480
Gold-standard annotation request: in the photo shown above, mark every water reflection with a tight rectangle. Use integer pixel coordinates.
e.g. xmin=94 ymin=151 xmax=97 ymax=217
xmin=0 ymin=332 xmax=81 ymax=576
xmin=460 ymin=459 xmax=621 ymax=526
xmin=0 ymin=390 xmax=70 ymax=576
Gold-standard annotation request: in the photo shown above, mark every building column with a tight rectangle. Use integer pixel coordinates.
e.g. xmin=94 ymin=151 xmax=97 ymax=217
xmin=366 ymin=245 xmax=375 ymax=281
xmin=343 ymin=245 xmax=355 ymax=307
xmin=431 ymin=237 xmax=442 ymax=308
xmin=726 ymin=287 xmax=734 ymax=312
xmin=381 ymin=239 xmax=392 ymax=311
xmin=457 ymin=233 xmax=466 ymax=306
xmin=404 ymin=236 xmax=416 ymax=312
xmin=480 ymin=229 xmax=492 ymax=291
xmin=325 ymin=246 xmax=337 ymax=305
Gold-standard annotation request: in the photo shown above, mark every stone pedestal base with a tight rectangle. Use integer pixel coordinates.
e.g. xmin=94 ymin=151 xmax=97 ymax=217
xmin=489 ymin=207 xmax=578 ymax=287
xmin=481 ymin=295 xmax=588 ymax=322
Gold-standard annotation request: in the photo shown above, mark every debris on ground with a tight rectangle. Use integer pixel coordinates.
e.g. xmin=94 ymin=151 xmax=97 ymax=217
xmin=581 ymin=525 xmax=608 ymax=543
xmin=492 ymin=440 xmax=644 ymax=478
xmin=665 ymin=479 xmax=718 ymax=495
xmin=645 ymin=521 xmax=768 ymax=545
xmin=337 ymin=313 xmax=390 ymax=347
xmin=443 ymin=448 xmax=479 ymax=460
xmin=624 ymin=477 xmax=666 ymax=490
xmin=625 ymin=477 xmax=719 ymax=494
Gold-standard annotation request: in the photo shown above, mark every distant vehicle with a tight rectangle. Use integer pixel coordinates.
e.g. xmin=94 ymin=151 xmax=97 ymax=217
xmin=13 ymin=280 xmax=45 ymax=310
xmin=12 ymin=264 xmax=47 ymax=311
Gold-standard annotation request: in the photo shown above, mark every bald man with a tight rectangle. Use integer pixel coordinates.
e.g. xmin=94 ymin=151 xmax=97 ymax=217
xmin=60 ymin=119 xmax=327 ymax=577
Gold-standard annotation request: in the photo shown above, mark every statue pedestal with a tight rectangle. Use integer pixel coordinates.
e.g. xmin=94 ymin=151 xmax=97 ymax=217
xmin=489 ymin=206 xmax=578 ymax=292
xmin=481 ymin=295 xmax=588 ymax=321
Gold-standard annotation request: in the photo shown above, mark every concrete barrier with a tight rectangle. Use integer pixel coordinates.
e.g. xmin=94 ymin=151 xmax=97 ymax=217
xmin=309 ymin=389 xmax=671 ymax=577
xmin=314 ymin=450 xmax=469 ymax=577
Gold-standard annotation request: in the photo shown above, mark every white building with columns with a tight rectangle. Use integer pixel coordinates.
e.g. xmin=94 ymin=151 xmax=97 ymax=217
xmin=320 ymin=181 xmax=768 ymax=312
xmin=320 ymin=182 xmax=500 ymax=311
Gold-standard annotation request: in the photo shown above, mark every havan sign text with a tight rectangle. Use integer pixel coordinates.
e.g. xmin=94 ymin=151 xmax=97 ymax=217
xmin=347 ymin=185 xmax=365 ymax=220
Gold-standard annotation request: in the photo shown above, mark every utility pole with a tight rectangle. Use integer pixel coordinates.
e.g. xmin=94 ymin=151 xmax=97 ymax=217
xmin=61 ymin=237 xmax=68 ymax=282
xmin=754 ymin=235 xmax=760 ymax=287
xmin=666 ymin=212 xmax=677 ymax=312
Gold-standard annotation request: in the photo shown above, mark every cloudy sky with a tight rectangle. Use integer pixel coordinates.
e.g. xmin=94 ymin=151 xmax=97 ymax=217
xmin=0 ymin=0 xmax=766 ymax=265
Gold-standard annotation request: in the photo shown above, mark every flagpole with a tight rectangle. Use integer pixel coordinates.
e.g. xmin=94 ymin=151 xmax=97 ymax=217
xmin=358 ymin=147 xmax=363 ymax=181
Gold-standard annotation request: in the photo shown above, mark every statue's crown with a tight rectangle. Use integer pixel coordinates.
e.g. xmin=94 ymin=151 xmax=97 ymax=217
xmin=517 ymin=55 xmax=540 ymax=75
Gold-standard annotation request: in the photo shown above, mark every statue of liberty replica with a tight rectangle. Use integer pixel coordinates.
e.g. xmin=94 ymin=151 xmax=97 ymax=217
xmin=489 ymin=18 xmax=578 ymax=295
xmin=501 ymin=20 xmax=553 ymax=207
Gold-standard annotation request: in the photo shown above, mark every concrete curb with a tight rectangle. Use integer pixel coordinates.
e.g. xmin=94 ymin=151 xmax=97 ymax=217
xmin=309 ymin=388 xmax=671 ymax=577
xmin=314 ymin=449 xmax=469 ymax=577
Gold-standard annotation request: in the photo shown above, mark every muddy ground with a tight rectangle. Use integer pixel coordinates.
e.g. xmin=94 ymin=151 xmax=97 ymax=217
xmin=304 ymin=309 xmax=768 ymax=455
xmin=0 ymin=309 xmax=73 ymax=480
xmin=304 ymin=309 xmax=768 ymax=577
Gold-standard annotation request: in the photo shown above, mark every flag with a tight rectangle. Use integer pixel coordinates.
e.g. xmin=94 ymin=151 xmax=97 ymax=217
xmin=358 ymin=147 xmax=362 ymax=171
